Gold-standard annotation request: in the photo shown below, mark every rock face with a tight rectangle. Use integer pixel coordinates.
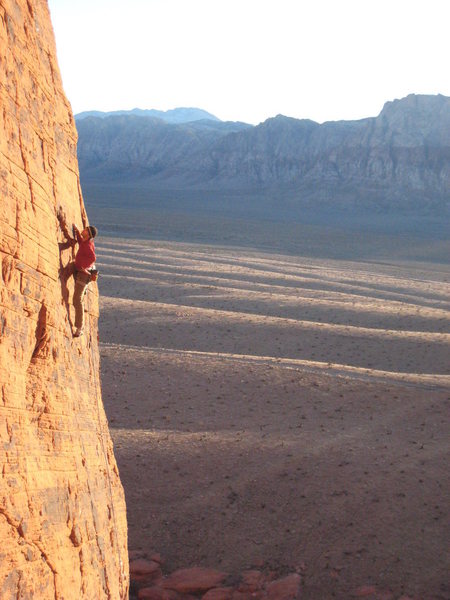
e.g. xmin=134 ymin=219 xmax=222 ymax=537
xmin=0 ymin=1 xmax=128 ymax=598
xmin=76 ymin=116 xmax=251 ymax=180
xmin=77 ymin=94 xmax=450 ymax=212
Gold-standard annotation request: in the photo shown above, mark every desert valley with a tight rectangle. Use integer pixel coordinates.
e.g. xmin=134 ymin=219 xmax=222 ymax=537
xmin=90 ymin=206 xmax=449 ymax=600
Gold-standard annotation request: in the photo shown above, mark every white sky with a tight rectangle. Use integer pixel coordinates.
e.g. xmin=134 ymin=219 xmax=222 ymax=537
xmin=47 ymin=0 xmax=449 ymax=125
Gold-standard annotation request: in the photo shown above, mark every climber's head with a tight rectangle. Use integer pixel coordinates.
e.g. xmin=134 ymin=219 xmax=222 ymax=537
xmin=87 ymin=225 xmax=98 ymax=239
xmin=80 ymin=226 xmax=98 ymax=241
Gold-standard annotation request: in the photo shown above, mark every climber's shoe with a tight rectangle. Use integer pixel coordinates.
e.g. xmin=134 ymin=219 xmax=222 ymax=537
xmin=73 ymin=328 xmax=84 ymax=338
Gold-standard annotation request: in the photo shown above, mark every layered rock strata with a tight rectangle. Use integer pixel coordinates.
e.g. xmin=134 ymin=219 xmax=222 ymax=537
xmin=0 ymin=1 xmax=128 ymax=597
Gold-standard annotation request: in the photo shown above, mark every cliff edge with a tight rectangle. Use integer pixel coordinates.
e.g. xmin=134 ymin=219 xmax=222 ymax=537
xmin=0 ymin=1 xmax=128 ymax=597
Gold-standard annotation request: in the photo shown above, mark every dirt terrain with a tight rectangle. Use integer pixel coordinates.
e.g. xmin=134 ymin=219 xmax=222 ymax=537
xmin=94 ymin=236 xmax=450 ymax=599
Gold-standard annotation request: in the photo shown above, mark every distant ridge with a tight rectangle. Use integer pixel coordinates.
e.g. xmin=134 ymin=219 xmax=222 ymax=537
xmin=75 ymin=106 xmax=221 ymax=124
xmin=76 ymin=94 xmax=450 ymax=213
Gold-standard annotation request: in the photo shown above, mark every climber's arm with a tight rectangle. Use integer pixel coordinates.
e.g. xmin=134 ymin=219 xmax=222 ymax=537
xmin=72 ymin=224 xmax=82 ymax=244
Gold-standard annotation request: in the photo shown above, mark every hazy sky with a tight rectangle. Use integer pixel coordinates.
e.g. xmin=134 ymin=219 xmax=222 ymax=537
xmin=47 ymin=0 xmax=449 ymax=125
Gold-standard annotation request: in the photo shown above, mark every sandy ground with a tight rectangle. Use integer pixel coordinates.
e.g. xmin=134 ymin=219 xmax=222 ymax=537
xmin=94 ymin=236 xmax=450 ymax=599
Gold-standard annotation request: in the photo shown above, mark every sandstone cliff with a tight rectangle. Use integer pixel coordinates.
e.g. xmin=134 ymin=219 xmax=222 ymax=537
xmin=0 ymin=1 xmax=128 ymax=598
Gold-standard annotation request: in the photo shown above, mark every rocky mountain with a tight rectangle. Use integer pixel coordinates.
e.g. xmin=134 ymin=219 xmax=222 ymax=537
xmin=77 ymin=94 xmax=450 ymax=212
xmin=75 ymin=106 xmax=220 ymax=123
xmin=77 ymin=115 xmax=252 ymax=179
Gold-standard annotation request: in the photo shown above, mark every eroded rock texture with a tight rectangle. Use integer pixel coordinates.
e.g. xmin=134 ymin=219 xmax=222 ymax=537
xmin=0 ymin=1 xmax=128 ymax=597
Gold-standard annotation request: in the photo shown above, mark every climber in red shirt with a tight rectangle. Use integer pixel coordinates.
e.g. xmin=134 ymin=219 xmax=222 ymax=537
xmin=72 ymin=224 xmax=98 ymax=337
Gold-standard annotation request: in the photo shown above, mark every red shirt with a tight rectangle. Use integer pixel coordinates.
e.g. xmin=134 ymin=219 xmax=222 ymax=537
xmin=75 ymin=237 xmax=96 ymax=270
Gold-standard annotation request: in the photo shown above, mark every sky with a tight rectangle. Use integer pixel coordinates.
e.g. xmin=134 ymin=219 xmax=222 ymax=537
xmin=47 ymin=0 xmax=449 ymax=125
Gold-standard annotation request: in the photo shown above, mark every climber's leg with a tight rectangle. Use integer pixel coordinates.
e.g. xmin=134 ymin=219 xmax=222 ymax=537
xmin=73 ymin=275 xmax=88 ymax=333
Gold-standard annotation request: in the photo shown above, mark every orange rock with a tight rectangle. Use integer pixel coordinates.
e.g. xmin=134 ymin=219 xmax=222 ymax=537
xmin=162 ymin=567 xmax=228 ymax=593
xmin=202 ymin=587 xmax=235 ymax=600
xmin=166 ymin=590 xmax=184 ymax=600
xmin=0 ymin=1 xmax=128 ymax=598
xmin=266 ymin=574 xmax=301 ymax=600
xmin=151 ymin=553 xmax=164 ymax=564
xmin=238 ymin=570 xmax=268 ymax=592
xmin=130 ymin=559 xmax=163 ymax=584
xmin=138 ymin=587 xmax=173 ymax=600
xmin=131 ymin=559 xmax=163 ymax=575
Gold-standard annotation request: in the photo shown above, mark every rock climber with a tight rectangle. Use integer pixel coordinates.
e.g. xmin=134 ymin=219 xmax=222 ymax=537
xmin=72 ymin=224 xmax=98 ymax=337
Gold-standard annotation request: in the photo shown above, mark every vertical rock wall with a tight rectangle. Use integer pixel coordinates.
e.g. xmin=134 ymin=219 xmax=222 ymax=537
xmin=0 ymin=1 xmax=128 ymax=597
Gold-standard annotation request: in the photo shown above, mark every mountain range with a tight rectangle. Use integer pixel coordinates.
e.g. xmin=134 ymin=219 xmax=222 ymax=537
xmin=76 ymin=95 xmax=450 ymax=213
xmin=75 ymin=106 xmax=221 ymax=124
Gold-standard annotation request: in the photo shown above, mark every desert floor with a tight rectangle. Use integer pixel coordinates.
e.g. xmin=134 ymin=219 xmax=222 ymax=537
xmin=94 ymin=235 xmax=449 ymax=599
